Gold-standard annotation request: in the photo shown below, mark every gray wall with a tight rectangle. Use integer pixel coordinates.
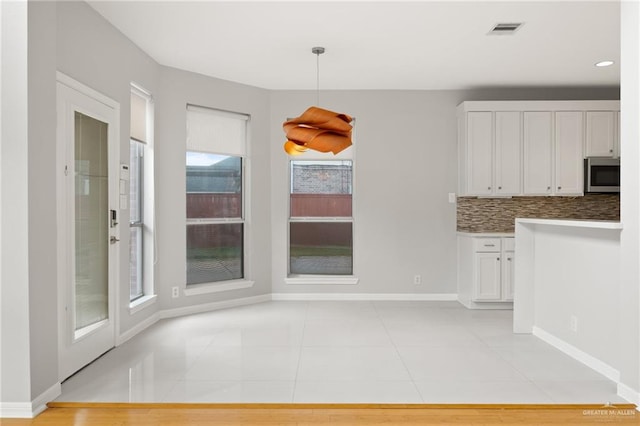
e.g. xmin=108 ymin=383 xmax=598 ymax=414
xmin=155 ymin=66 xmax=272 ymax=309
xmin=28 ymin=0 xmax=58 ymax=400
xmin=269 ymin=88 xmax=619 ymax=295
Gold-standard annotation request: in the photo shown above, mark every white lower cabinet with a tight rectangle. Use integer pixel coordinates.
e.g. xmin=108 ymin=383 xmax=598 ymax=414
xmin=458 ymin=235 xmax=515 ymax=309
xmin=474 ymin=252 xmax=502 ymax=300
xmin=501 ymin=239 xmax=515 ymax=301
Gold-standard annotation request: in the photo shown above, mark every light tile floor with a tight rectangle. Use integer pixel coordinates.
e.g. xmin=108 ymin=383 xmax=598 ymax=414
xmin=56 ymin=301 xmax=627 ymax=404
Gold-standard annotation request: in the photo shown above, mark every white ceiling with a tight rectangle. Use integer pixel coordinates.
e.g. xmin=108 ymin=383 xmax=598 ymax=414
xmin=87 ymin=1 xmax=620 ymax=90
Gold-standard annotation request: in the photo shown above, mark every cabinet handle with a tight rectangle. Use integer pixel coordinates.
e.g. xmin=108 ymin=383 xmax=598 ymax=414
xmin=484 ymin=244 xmax=495 ymax=247
xmin=609 ymin=149 xmax=613 ymax=153
xmin=507 ymin=257 xmax=512 ymax=261
xmin=557 ymin=186 xmax=561 ymax=190
xmin=488 ymin=186 xmax=491 ymax=190
xmin=497 ymin=257 xmax=500 ymax=261
xmin=498 ymin=186 xmax=502 ymax=190
xmin=547 ymin=186 xmax=551 ymax=190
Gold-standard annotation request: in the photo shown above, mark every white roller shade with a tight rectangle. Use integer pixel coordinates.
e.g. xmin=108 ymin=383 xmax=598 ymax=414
xmin=186 ymin=105 xmax=248 ymax=156
xmin=130 ymin=90 xmax=148 ymax=143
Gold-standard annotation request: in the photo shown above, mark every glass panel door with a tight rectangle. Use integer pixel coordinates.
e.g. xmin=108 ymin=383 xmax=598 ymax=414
xmin=74 ymin=112 xmax=109 ymax=337
xmin=57 ymin=76 xmax=118 ymax=382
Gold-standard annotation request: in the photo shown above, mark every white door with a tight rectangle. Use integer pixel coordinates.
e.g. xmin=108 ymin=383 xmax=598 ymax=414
xmin=467 ymin=112 xmax=493 ymax=195
xmin=56 ymin=75 xmax=120 ymax=381
xmin=523 ymin=111 xmax=553 ymax=195
xmin=555 ymin=111 xmax=584 ymax=195
xmin=495 ymin=111 xmax=522 ymax=195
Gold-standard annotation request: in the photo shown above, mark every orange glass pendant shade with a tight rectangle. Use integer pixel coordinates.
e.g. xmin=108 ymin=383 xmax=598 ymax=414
xmin=283 ymin=106 xmax=353 ymax=155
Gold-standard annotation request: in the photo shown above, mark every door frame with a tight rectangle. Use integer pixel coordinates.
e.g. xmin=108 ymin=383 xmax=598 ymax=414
xmin=56 ymin=72 xmax=121 ymax=381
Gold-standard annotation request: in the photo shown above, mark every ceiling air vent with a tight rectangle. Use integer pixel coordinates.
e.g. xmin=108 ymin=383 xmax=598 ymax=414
xmin=488 ymin=23 xmax=523 ymax=35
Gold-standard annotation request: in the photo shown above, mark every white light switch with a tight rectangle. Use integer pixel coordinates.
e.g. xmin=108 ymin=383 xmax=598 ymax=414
xmin=448 ymin=193 xmax=456 ymax=203
xmin=120 ymin=195 xmax=128 ymax=210
xmin=119 ymin=179 xmax=127 ymax=195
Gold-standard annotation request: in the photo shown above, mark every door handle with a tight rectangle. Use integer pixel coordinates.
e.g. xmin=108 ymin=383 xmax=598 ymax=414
xmin=110 ymin=236 xmax=120 ymax=244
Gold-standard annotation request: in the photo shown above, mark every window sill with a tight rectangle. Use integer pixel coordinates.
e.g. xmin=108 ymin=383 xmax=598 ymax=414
xmin=184 ymin=279 xmax=255 ymax=296
xmin=285 ymin=276 xmax=360 ymax=285
xmin=129 ymin=294 xmax=157 ymax=315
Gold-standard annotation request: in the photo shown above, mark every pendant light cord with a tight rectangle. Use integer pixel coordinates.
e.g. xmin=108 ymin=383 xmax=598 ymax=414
xmin=316 ymin=50 xmax=320 ymax=106
xmin=312 ymin=46 xmax=325 ymax=107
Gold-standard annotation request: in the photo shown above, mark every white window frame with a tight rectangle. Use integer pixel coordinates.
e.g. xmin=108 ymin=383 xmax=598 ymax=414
xmin=286 ymin=137 xmax=358 ymax=285
xmin=129 ymin=83 xmax=156 ymax=313
xmin=184 ymin=105 xmax=254 ymax=295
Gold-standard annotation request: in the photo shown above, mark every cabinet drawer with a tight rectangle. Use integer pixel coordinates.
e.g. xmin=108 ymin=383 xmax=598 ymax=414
xmin=474 ymin=238 xmax=501 ymax=252
xmin=503 ymin=238 xmax=515 ymax=251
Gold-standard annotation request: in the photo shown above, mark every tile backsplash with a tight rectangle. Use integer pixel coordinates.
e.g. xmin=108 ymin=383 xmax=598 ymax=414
xmin=457 ymin=194 xmax=620 ymax=233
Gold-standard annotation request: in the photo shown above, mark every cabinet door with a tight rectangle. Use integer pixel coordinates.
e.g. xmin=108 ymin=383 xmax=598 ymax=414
xmin=473 ymin=252 xmax=501 ymax=301
xmin=586 ymin=111 xmax=615 ymax=157
xmin=467 ymin=112 xmax=493 ymax=195
xmin=495 ymin=112 xmax=522 ymax=195
xmin=555 ymin=111 xmax=584 ymax=195
xmin=523 ymin=112 xmax=553 ymax=195
xmin=502 ymin=251 xmax=515 ymax=301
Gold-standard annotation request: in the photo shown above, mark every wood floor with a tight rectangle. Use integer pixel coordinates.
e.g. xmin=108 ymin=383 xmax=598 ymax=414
xmin=2 ymin=403 xmax=638 ymax=425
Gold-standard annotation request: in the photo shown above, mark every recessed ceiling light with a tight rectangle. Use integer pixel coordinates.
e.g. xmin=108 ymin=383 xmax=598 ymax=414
xmin=595 ymin=60 xmax=614 ymax=67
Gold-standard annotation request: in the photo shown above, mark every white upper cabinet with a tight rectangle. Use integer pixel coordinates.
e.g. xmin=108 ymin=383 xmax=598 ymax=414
xmin=457 ymin=100 xmax=619 ymax=197
xmin=495 ymin=112 xmax=522 ymax=196
xmin=466 ymin=112 xmax=493 ymax=195
xmin=523 ymin=111 xmax=553 ymax=195
xmin=555 ymin=111 xmax=584 ymax=195
xmin=586 ymin=111 xmax=616 ymax=157
xmin=459 ymin=111 xmax=522 ymax=196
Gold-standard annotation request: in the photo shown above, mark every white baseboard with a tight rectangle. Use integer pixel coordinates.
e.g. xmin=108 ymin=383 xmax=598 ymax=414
xmin=117 ymin=311 xmax=160 ymax=346
xmin=532 ymin=326 xmax=620 ymax=382
xmin=31 ymin=382 xmax=61 ymax=417
xmin=0 ymin=382 xmax=61 ymax=418
xmin=159 ymin=294 xmax=272 ymax=319
xmin=271 ymin=293 xmax=458 ymax=301
xmin=617 ymin=382 xmax=640 ymax=408
xmin=457 ymin=298 xmax=513 ymax=310
xmin=0 ymin=402 xmax=34 ymax=419
xmin=116 ymin=292 xmax=458 ymax=347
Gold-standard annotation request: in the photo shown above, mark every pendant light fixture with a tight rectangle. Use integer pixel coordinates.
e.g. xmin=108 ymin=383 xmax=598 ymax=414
xmin=283 ymin=47 xmax=353 ymax=156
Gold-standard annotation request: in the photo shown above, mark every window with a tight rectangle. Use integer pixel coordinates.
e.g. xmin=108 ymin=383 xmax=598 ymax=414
xmin=129 ymin=140 xmax=144 ymax=300
xmin=289 ymin=160 xmax=353 ymax=275
xmin=185 ymin=105 xmax=248 ymax=285
xmin=129 ymin=85 xmax=154 ymax=304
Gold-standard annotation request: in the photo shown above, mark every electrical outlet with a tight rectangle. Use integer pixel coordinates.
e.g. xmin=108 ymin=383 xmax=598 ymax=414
xmin=172 ymin=286 xmax=180 ymax=298
xmin=570 ymin=315 xmax=578 ymax=332
xmin=414 ymin=275 xmax=422 ymax=285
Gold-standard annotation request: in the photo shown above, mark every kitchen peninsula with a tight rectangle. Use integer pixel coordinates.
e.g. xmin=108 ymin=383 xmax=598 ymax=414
xmin=513 ymin=218 xmax=622 ymax=382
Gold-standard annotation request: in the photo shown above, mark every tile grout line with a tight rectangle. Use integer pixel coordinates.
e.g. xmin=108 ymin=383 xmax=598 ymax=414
xmin=372 ymin=301 xmax=425 ymax=403
xmin=465 ymin=322 xmax=558 ymax=404
xmin=290 ymin=301 xmax=311 ymax=403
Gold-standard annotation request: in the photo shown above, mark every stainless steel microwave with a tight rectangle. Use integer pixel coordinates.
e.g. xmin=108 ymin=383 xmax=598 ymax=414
xmin=584 ymin=157 xmax=620 ymax=193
